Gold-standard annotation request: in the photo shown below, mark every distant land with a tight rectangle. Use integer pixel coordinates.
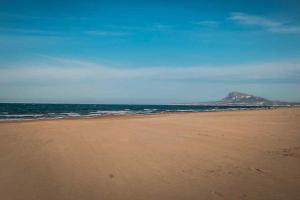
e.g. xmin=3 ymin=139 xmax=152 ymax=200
xmin=183 ymin=91 xmax=300 ymax=106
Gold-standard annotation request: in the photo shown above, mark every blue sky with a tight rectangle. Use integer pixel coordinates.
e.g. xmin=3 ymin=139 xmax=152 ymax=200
xmin=0 ymin=0 xmax=300 ymax=103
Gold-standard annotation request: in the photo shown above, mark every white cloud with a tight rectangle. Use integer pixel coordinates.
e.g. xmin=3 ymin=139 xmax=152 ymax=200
xmin=193 ymin=21 xmax=218 ymax=27
xmin=85 ymin=30 xmax=129 ymax=36
xmin=229 ymin=12 xmax=300 ymax=34
xmin=0 ymin=57 xmax=299 ymax=84
xmin=0 ymin=28 xmax=58 ymax=35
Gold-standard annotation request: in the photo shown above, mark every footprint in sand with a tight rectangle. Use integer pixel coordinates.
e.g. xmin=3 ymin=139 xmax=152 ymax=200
xmin=248 ymin=167 xmax=265 ymax=174
xmin=109 ymin=174 xmax=114 ymax=178
xmin=211 ymin=191 xmax=224 ymax=198
xmin=267 ymin=147 xmax=299 ymax=158
xmin=282 ymin=148 xmax=298 ymax=157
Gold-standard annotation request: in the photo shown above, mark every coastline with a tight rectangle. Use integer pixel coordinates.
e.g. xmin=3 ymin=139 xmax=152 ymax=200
xmin=0 ymin=105 xmax=280 ymax=123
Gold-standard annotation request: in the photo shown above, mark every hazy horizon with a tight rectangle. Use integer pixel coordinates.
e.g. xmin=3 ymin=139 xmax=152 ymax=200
xmin=1 ymin=0 xmax=300 ymax=104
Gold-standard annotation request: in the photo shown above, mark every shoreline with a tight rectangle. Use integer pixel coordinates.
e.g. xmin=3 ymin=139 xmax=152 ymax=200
xmin=0 ymin=105 xmax=281 ymax=123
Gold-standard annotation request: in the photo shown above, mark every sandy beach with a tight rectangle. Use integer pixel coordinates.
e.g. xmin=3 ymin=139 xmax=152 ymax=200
xmin=0 ymin=108 xmax=300 ymax=200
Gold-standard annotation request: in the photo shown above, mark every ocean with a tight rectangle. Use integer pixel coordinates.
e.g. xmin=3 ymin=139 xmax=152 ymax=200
xmin=0 ymin=103 xmax=270 ymax=121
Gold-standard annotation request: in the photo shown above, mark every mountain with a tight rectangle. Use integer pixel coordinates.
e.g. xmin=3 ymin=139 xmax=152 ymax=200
xmin=184 ymin=91 xmax=298 ymax=106
xmin=220 ymin=91 xmax=273 ymax=105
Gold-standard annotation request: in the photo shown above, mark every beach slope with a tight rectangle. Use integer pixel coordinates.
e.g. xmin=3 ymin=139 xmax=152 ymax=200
xmin=0 ymin=108 xmax=300 ymax=200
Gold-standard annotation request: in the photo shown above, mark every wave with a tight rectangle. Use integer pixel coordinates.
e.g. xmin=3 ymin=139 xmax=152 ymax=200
xmin=0 ymin=104 xmax=270 ymax=121
xmin=0 ymin=114 xmax=44 ymax=118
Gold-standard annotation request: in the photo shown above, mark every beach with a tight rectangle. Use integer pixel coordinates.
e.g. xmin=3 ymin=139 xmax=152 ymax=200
xmin=0 ymin=108 xmax=300 ymax=200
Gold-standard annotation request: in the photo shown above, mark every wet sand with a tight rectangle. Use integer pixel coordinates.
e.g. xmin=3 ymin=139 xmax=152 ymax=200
xmin=0 ymin=108 xmax=300 ymax=200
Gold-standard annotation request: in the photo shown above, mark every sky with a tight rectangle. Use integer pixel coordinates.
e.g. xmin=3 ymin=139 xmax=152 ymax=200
xmin=0 ymin=0 xmax=300 ymax=104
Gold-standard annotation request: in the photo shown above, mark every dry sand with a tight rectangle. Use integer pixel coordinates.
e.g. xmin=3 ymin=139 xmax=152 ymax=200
xmin=0 ymin=108 xmax=300 ymax=200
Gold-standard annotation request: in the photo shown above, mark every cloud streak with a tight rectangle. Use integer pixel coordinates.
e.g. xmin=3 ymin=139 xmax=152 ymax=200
xmin=193 ymin=21 xmax=218 ymax=27
xmin=0 ymin=28 xmax=58 ymax=35
xmin=1 ymin=57 xmax=299 ymax=84
xmin=229 ymin=12 xmax=300 ymax=34
xmin=85 ymin=30 xmax=129 ymax=36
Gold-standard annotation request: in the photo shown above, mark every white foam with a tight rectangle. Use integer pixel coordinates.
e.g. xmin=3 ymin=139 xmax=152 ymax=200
xmin=61 ymin=112 xmax=81 ymax=117
xmin=0 ymin=114 xmax=44 ymax=117
xmin=89 ymin=110 xmax=133 ymax=115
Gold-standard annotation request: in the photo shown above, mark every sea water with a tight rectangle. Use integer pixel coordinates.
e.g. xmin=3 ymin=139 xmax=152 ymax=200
xmin=0 ymin=103 xmax=270 ymax=121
